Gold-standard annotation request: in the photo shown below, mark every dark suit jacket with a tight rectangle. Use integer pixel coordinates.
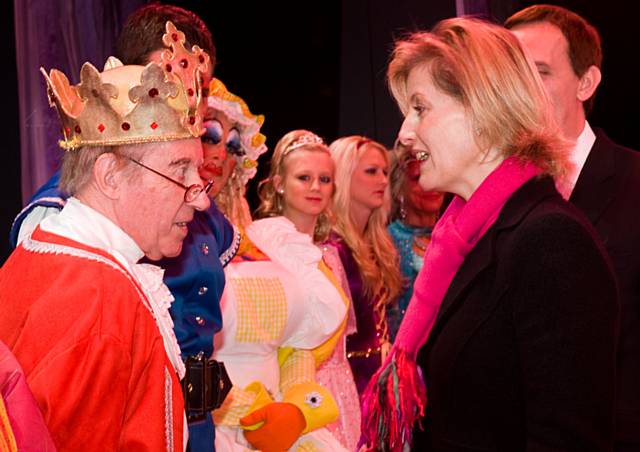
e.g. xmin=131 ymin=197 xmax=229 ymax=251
xmin=570 ymin=130 xmax=640 ymax=446
xmin=414 ymin=176 xmax=618 ymax=452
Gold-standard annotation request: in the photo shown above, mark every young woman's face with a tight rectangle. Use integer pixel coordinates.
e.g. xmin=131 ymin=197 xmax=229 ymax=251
xmin=199 ymin=110 xmax=239 ymax=196
xmin=279 ymin=149 xmax=334 ymax=224
xmin=350 ymin=146 xmax=390 ymax=214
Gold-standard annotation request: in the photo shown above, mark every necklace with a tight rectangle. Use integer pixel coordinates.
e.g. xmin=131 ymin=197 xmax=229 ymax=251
xmin=412 ymin=234 xmax=431 ymax=252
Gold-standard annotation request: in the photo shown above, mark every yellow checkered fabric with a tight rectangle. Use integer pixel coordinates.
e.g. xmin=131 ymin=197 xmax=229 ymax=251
xmin=296 ymin=441 xmax=321 ymax=452
xmin=213 ymin=385 xmax=262 ymax=426
xmin=230 ymin=277 xmax=287 ymax=343
xmin=280 ymin=349 xmax=316 ymax=394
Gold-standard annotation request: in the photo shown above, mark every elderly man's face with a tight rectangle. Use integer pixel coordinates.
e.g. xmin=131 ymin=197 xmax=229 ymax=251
xmin=116 ymin=138 xmax=210 ymax=260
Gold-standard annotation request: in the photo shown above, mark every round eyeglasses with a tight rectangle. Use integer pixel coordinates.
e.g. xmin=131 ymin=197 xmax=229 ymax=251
xmin=126 ymin=156 xmax=214 ymax=203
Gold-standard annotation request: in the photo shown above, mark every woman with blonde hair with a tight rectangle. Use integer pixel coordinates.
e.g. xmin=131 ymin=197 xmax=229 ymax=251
xmin=212 ymin=130 xmax=350 ymax=451
xmin=361 ymin=17 xmax=617 ymax=451
xmin=327 ymin=136 xmax=403 ymax=396
xmin=257 ymin=129 xmax=362 ymax=450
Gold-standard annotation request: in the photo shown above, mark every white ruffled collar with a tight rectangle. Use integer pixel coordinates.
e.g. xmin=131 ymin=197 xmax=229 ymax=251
xmin=41 ymin=197 xmax=143 ymax=266
xmin=246 ymin=216 xmax=322 ymax=268
xmin=40 ymin=197 xmax=185 ymax=378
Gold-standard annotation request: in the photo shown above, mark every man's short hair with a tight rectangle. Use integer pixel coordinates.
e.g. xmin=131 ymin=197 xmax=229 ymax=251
xmin=505 ymin=4 xmax=602 ymax=113
xmin=60 ymin=145 xmax=145 ymax=195
xmin=115 ymin=3 xmax=215 ymax=69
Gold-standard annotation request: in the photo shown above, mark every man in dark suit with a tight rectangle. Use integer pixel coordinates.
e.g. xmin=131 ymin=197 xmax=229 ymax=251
xmin=507 ymin=6 xmax=640 ymax=451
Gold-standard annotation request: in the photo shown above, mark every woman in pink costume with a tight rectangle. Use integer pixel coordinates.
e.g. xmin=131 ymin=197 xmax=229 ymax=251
xmin=212 ymin=130 xmax=349 ymax=452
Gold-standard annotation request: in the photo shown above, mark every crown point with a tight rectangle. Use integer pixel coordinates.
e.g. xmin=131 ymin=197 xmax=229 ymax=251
xmin=45 ymin=22 xmax=208 ymax=150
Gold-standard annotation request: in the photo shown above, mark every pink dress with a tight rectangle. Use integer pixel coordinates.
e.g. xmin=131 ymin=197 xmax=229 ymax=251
xmin=316 ymin=243 xmax=361 ymax=450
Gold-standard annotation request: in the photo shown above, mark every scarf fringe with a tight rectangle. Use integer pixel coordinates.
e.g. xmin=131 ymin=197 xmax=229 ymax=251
xmin=359 ymin=349 xmax=426 ymax=451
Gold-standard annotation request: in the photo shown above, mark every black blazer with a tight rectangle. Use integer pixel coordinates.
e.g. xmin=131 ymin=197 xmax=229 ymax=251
xmin=570 ymin=130 xmax=640 ymax=446
xmin=414 ymin=176 xmax=618 ymax=452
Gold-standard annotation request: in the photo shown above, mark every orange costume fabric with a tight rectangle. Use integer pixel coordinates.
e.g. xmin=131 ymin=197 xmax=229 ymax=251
xmin=0 ymin=227 xmax=184 ymax=451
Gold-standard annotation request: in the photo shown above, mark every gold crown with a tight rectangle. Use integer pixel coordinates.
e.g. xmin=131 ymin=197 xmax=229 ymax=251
xmin=41 ymin=21 xmax=211 ymax=150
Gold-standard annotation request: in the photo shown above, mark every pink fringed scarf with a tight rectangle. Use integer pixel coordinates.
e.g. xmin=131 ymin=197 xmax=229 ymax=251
xmin=361 ymin=156 xmax=541 ymax=451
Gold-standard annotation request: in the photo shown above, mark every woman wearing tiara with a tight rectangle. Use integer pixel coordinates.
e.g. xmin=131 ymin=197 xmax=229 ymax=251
xmin=212 ymin=130 xmax=349 ymax=451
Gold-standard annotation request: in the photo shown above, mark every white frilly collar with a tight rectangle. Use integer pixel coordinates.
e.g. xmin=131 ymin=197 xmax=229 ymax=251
xmin=40 ymin=197 xmax=185 ymax=378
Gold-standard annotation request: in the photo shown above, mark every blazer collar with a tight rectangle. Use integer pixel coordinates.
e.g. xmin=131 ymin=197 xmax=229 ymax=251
xmin=429 ymin=176 xmax=559 ymax=340
xmin=569 ymin=129 xmax=616 ymax=225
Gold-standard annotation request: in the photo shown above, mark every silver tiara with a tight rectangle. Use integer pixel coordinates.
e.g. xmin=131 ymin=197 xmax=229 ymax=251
xmin=283 ymin=132 xmax=325 ymax=156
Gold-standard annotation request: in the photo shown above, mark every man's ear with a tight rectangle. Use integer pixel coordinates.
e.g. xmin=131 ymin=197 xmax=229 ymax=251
xmin=93 ymin=153 xmax=122 ymax=200
xmin=577 ymin=65 xmax=602 ymax=102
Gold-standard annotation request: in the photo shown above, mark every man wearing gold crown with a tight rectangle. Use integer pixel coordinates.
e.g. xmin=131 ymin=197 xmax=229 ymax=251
xmin=0 ymin=20 xmax=213 ymax=450
xmin=7 ymin=6 xmax=244 ymax=451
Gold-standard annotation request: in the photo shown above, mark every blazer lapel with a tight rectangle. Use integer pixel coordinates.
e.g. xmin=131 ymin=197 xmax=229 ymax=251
xmin=427 ymin=177 xmax=560 ymax=344
xmin=432 ymin=229 xmax=495 ymax=329
xmin=569 ymin=130 xmax=616 ymax=226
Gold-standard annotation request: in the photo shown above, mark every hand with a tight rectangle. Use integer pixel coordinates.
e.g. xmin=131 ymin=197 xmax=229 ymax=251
xmin=240 ymin=402 xmax=306 ymax=452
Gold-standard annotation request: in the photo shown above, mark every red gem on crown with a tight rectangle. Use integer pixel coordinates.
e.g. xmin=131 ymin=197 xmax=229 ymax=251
xmin=121 ymin=122 xmax=130 ymax=131
xmin=74 ymin=125 xmax=81 ymax=134
xmin=97 ymin=124 xmax=105 ymax=133
xmin=150 ymin=122 xmax=158 ymax=130
xmin=148 ymin=88 xmax=159 ymax=98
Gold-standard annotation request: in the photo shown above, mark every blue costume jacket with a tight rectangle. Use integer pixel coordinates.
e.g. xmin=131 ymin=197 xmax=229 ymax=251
xmin=9 ymin=170 xmax=240 ymax=451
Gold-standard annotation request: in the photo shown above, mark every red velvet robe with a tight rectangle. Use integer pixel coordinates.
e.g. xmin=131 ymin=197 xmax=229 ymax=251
xmin=0 ymin=227 xmax=184 ymax=451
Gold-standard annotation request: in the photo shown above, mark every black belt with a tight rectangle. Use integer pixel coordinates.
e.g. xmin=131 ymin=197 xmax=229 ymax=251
xmin=181 ymin=353 xmax=232 ymax=422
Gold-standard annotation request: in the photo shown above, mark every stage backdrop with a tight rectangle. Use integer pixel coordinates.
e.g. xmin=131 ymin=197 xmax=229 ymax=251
xmin=3 ymin=0 xmax=638 ymax=262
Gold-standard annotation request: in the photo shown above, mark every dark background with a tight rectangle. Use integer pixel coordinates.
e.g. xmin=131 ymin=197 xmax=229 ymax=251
xmin=2 ymin=0 xmax=638 ymax=263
